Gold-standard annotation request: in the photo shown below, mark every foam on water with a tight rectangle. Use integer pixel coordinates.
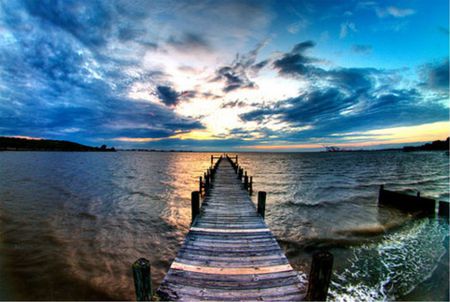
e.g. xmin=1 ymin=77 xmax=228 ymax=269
xmin=329 ymin=218 xmax=448 ymax=301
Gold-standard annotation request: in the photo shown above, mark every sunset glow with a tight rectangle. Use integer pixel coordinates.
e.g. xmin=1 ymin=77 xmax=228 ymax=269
xmin=0 ymin=0 xmax=448 ymax=150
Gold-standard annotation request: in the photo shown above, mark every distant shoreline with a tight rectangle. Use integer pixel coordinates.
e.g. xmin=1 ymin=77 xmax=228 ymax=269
xmin=1 ymin=136 xmax=448 ymax=153
xmin=0 ymin=137 xmax=115 ymax=152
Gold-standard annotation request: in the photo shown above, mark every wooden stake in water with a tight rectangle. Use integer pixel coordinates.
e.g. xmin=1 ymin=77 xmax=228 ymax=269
xmin=257 ymin=191 xmax=266 ymax=219
xmin=191 ymin=191 xmax=200 ymax=224
xmin=306 ymin=251 xmax=333 ymax=301
xmin=132 ymin=258 xmax=152 ymax=301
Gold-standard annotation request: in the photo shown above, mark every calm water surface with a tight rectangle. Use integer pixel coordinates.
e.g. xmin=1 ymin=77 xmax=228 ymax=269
xmin=0 ymin=151 xmax=448 ymax=300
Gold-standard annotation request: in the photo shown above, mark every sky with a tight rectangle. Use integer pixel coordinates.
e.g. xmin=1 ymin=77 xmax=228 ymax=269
xmin=0 ymin=0 xmax=448 ymax=151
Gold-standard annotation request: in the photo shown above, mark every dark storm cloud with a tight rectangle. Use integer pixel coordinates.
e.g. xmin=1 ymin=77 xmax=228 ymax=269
xmin=0 ymin=0 xmax=203 ymax=145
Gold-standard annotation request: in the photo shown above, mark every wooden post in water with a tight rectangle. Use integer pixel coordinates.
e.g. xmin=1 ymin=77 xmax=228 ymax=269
xmin=257 ymin=191 xmax=266 ymax=219
xmin=306 ymin=251 xmax=333 ymax=301
xmin=211 ymin=155 xmax=213 ymax=166
xmin=238 ymin=168 xmax=243 ymax=180
xmin=205 ymin=173 xmax=210 ymax=192
xmin=249 ymin=176 xmax=253 ymax=194
xmin=439 ymin=201 xmax=449 ymax=218
xmin=132 ymin=258 xmax=152 ymax=301
xmin=244 ymin=174 xmax=249 ymax=190
xmin=236 ymin=155 xmax=238 ymax=165
xmin=199 ymin=176 xmax=202 ymax=194
xmin=191 ymin=191 xmax=200 ymax=224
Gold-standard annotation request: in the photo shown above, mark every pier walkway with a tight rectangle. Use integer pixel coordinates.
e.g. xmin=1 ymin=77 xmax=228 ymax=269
xmin=156 ymin=156 xmax=307 ymax=301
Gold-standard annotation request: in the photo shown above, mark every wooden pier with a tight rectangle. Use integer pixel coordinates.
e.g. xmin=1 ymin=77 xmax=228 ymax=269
xmin=155 ymin=155 xmax=308 ymax=301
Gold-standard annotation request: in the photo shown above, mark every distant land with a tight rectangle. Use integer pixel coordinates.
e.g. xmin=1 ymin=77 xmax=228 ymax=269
xmin=403 ymin=137 xmax=449 ymax=152
xmin=0 ymin=137 xmax=115 ymax=151
xmin=1 ymin=136 xmax=449 ymax=153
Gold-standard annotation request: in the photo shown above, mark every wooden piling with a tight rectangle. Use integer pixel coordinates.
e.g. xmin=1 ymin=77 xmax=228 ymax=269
xmin=132 ymin=258 xmax=152 ymax=301
xmin=438 ymin=201 xmax=449 ymax=218
xmin=306 ymin=251 xmax=333 ymax=301
xmin=205 ymin=173 xmax=210 ymax=191
xmin=191 ymin=191 xmax=200 ymax=224
xmin=199 ymin=176 xmax=203 ymax=194
xmin=244 ymin=174 xmax=249 ymax=190
xmin=379 ymin=185 xmax=435 ymax=215
xmin=249 ymin=176 xmax=253 ymax=194
xmin=257 ymin=191 xmax=266 ymax=219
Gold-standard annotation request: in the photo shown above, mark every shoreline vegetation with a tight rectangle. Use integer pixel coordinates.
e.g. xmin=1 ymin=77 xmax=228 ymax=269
xmin=0 ymin=136 xmax=448 ymax=152
xmin=0 ymin=137 xmax=115 ymax=152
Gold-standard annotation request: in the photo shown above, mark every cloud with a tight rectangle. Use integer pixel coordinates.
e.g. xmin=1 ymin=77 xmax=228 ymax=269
xmin=167 ymin=32 xmax=212 ymax=51
xmin=352 ymin=44 xmax=372 ymax=54
xmin=419 ymin=58 xmax=449 ymax=92
xmin=220 ymin=100 xmax=247 ymax=109
xmin=155 ymin=86 xmax=180 ymax=106
xmin=287 ymin=19 xmax=308 ymax=34
xmin=242 ymin=42 xmax=448 ymax=141
xmin=376 ymin=6 xmax=415 ymax=18
xmin=272 ymin=40 xmax=322 ymax=77
xmin=0 ymin=0 xmax=204 ymax=145
xmin=212 ymin=42 xmax=268 ymax=92
xmin=340 ymin=21 xmax=357 ymax=39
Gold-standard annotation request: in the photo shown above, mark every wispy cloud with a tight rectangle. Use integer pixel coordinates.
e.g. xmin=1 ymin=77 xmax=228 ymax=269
xmin=340 ymin=21 xmax=357 ymax=39
xmin=376 ymin=6 xmax=416 ymax=18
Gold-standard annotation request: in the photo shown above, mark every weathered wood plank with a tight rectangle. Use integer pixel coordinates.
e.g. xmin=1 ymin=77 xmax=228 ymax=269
xmin=156 ymin=156 xmax=306 ymax=301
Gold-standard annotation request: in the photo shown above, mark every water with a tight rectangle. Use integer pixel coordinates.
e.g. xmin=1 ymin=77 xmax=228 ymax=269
xmin=0 ymin=151 xmax=448 ymax=300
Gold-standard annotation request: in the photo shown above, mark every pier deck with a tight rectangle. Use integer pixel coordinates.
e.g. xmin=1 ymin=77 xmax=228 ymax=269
xmin=156 ymin=157 xmax=306 ymax=301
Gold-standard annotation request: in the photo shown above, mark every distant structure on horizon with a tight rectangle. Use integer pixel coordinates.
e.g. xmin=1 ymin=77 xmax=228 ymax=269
xmin=324 ymin=146 xmax=344 ymax=152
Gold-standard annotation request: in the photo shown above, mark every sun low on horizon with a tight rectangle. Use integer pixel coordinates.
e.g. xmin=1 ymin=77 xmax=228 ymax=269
xmin=0 ymin=0 xmax=448 ymax=151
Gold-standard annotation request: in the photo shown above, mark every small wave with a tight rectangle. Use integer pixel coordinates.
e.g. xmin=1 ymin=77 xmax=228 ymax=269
xmin=328 ymin=219 xmax=448 ymax=301
xmin=334 ymin=220 xmax=409 ymax=237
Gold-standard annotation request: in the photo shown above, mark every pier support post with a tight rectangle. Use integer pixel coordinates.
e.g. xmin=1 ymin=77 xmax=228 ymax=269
xmin=244 ymin=175 xmax=249 ymax=190
xmin=306 ymin=251 xmax=333 ymax=301
xmin=249 ymin=176 xmax=253 ymax=194
xmin=132 ymin=258 xmax=152 ymax=301
xmin=439 ymin=201 xmax=449 ymax=219
xmin=191 ymin=191 xmax=200 ymax=224
xmin=257 ymin=191 xmax=266 ymax=218
xmin=199 ymin=176 xmax=203 ymax=194
xmin=211 ymin=155 xmax=213 ymax=166
xmin=205 ymin=173 xmax=210 ymax=192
